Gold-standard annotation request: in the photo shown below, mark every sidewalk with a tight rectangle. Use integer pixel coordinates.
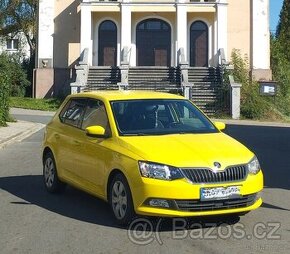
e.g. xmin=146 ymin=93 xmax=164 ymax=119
xmin=212 ymin=119 xmax=290 ymax=128
xmin=0 ymin=108 xmax=53 ymax=149
xmin=0 ymin=121 xmax=45 ymax=148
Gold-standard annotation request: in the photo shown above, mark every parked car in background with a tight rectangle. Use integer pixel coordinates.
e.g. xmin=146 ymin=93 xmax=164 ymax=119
xmin=42 ymin=91 xmax=263 ymax=224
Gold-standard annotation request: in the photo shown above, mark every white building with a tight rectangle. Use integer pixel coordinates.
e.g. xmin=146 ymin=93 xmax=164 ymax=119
xmin=0 ymin=32 xmax=30 ymax=59
xmin=35 ymin=0 xmax=271 ymax=99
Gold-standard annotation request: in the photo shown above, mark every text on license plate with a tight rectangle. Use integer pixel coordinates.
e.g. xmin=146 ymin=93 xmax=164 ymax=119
xmin=201 ymin=186 xmax=240 ymax=200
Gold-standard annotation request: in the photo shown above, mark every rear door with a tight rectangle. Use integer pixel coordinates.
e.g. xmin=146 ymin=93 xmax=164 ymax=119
xmin=56 ymin=98 xmax=87 ymax=184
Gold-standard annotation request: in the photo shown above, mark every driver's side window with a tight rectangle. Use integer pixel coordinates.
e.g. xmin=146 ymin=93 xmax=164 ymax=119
xmin=81 ymin=99 xmax=110 ymax=134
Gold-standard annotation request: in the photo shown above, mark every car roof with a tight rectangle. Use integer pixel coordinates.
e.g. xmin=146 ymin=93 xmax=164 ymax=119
xmin=68 ymin=90 xmax=185 ymax=101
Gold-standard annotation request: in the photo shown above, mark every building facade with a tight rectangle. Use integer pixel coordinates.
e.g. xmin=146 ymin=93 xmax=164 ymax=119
xmin=35 ymin=0 xmax=271 ymax=98
xmin=0 ymin=32 xmax=30 ymax=59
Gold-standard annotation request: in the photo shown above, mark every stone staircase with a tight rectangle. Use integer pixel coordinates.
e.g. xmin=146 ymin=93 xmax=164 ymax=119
xmin=188 ymin=67 xmax=227 ymax=115
xmin=86 ymin=67 xmax=121 ymax=90
xmin=84 ymin=66 xmax=227 ymax=116
xmin=127 ymin=67 xmax=181 ymax=94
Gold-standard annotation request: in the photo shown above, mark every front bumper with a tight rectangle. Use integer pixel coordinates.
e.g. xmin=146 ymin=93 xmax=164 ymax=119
xmin=131 ymin=170 xmax=263 ymax=217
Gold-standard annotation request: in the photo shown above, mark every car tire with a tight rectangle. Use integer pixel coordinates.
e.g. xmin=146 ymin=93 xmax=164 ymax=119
xmin=43 ymin=151 xmax=66 ymax=193
xmin=109 ymin=173 xmax=135 ymax=225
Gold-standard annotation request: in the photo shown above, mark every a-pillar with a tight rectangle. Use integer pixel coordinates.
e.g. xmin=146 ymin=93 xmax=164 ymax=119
xmin=80 ymin=5 xmax=92 ymax=65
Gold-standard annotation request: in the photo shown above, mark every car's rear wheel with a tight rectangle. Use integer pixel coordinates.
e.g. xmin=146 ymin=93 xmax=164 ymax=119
xmin=43 ymin=151 xmax=66 ymax=193
xmin=109 ymin=173 xmax=135 ymax=225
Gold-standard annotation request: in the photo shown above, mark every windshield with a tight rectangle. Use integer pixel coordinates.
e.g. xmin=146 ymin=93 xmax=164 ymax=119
xmin=110 ymin=99 xmax=218 ymax=136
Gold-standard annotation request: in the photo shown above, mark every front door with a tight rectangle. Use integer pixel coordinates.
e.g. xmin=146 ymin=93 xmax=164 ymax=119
xmin=154 ymin=47 xmax=168 ymax=66
xmin=98 ymin=20 xmax=117 ymax=66
xmin=136 ymin=19 xmax=171 ymax=66
xmin=190 ymin=21 xmax=208 ymax=67
xmin=103 ymin=47 xmax=116 ymax=66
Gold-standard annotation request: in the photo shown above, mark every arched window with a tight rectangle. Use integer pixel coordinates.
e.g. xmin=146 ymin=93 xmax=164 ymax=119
xmin=190 ymin=21 xmax=208 ymax=67
xmin=98 ymin=20 xmax=117 ymax=66
xmin=136 ymin=19 xmax=171 ymax=66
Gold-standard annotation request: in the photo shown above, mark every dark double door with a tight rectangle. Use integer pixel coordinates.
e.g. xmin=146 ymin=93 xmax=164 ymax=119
xmin=136 ymin=19 xmax=171 ymax=66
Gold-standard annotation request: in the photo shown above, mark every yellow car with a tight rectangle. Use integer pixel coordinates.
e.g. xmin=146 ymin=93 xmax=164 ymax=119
xmin=42 ymin=91 xmax=263 ymax=224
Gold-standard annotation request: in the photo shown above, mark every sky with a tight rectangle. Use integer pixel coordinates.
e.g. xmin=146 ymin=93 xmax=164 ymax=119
xmin=270 ymin=0 xmax=284 ymax=33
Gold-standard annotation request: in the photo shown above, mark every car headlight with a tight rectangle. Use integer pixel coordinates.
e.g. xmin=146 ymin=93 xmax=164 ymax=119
xmin=247 ymin=156 xmax=261 ymax=175
xmin=138 ymin=161 xmax=184 ymax=180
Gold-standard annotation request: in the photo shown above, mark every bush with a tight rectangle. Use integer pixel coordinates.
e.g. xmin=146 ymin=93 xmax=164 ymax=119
xmin=230 ymin=49 xmax=268 ymax=119
xmin=0 ymin=53 xmax=31 ymax=126
xmin=0 ymin=70 xmax=11 ymax=127
xmin=0 ymin=53 xmax=30 ymax=97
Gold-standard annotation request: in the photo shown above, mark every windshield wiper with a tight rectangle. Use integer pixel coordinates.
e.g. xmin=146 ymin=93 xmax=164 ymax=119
xmin=121 ymin=133 xmax=146 ymax=136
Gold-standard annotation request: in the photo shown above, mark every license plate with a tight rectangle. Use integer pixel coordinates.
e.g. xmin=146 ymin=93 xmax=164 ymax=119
xmin=200 ymin=186 xmax=240 ymax=201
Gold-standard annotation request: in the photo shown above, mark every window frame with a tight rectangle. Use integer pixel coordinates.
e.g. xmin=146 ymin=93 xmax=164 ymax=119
xmin=81 ymin=98 xmax=112 ymax=135
xmin=59 ymin=98 xmax=88 ymax=129
xmin=6 ymin=38 xmax=19 ymax=51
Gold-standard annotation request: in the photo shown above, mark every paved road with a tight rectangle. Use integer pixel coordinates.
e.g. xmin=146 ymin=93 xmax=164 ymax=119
xmin=0 ymin=114 xmax=290 ymax=254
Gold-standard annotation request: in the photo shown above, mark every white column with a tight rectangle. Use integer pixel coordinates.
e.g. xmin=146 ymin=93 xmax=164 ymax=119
xmin=216 ymin=0 xmax=228 ymax=65
xmin=251 ymin=0 xmax=270 ymax=70
xmin=37 ymin=0 xmax=54 ymax=67
xmin=176 ymin=4 xmax=188 ymax=65
xmin=121 ymin=5 xmax=132 ymax=65
xmin=80 ymin=5 xmax=92 ymax=65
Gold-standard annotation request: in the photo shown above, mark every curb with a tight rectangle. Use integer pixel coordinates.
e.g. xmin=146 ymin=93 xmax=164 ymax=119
xmin=10 ymin=107 xmax=56 ymax=117
xmin=0 ymin=121 xmax=45 ymax=149
xmin=212 ymin=119 xmax=290 ymax=128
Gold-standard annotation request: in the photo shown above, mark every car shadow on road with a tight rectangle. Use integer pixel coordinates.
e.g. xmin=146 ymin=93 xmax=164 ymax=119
xmin=0 ymin=174 xmax=242 ymax=231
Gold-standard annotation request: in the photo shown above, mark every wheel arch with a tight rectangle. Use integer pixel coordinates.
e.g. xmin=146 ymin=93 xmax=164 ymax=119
xmin=106 ymin=169 xmax=129 ymax=202
xmin=42 ymin=146 xmax=53 ymax=162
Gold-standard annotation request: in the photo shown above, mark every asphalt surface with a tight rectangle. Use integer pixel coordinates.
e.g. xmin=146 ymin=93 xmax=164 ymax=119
xmin=0 ymin=112 xmax=290 ymax=254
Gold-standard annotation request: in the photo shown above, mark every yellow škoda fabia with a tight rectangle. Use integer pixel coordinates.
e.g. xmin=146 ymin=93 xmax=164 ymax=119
xmin=42 ymin=91 xmax=263 ymax=224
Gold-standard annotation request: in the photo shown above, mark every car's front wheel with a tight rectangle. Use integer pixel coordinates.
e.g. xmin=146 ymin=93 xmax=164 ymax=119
xmin=109 ymin=173 xmax=135 ymax=225
xmin=43 ymin=151 xmax=66 ymax=193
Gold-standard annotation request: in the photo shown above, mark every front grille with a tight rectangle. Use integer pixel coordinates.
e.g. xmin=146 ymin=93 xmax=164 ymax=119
xmin=181 ymin=165 xmax=247 ymax=183
xmin=175 ymin=194 xmax=257 ymax=212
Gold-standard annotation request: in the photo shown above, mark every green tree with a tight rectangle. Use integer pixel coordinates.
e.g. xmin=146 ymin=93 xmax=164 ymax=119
xmin=276 ymin=0 xmax=290 ymax=62
xmin=0 ymin=0 xmax=37 ymax=58
xmin=271 ymin=35 xmax=290 ymax=96
xmin=271 ymin=0 xmax=290 ymax=116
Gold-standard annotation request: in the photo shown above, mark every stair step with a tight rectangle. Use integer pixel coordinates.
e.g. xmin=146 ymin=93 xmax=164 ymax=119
xmin=84 ymin=66 xmax=226 ymax=116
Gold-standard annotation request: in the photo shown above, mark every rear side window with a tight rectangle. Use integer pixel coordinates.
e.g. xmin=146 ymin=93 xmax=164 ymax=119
xmin=59 ymin=98 xmax=87 ymax=128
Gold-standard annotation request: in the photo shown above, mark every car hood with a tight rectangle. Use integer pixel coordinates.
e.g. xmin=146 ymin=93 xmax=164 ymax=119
xmin=117 ymin=133 xmax=253 ymax=169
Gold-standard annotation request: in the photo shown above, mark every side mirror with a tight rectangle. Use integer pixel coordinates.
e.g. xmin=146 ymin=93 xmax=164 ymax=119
xmin=214 ymin=121 xmax=226 ymax=131
xmin=85 ymin=126 xmax=110 ymax=138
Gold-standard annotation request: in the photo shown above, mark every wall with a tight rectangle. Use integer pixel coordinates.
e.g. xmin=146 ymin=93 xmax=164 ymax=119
xmin=227 ymin=0 xmax=251 ymax=62
xmin=54 ymin=0 xmax=81 ymax=68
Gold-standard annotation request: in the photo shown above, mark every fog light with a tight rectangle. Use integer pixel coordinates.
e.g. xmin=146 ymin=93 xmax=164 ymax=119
xmin=148 ymin=199 xmax=170 ymax=208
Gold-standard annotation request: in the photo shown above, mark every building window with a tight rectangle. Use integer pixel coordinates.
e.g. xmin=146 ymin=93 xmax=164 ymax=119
xmin=6 ymin=39 xmax=19 ymax=50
